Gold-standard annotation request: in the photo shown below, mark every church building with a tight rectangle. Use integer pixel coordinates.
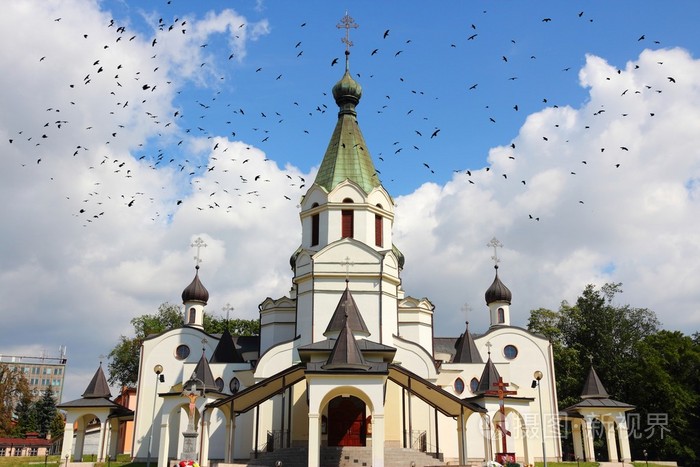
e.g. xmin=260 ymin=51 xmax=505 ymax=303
xmin=59 ymin=14 xmax=634 ymax=467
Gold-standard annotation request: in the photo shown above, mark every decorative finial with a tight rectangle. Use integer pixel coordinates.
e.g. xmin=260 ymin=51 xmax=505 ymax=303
xmin=487 ymin=237 xmax=503 ymax=269
xmin=201 ymin=337 xmax=208 ymax=355
xmin=336 ymin=11 xmax=358 ymax=71
xmin=342 ymin=256 xmax=354 ymax=282
xmin=461 ymin=303 xmax=471 ymax=321
xmin=485 ymin=341 xmax=492 ymax=356
xmin=98 ymin=354 xmax=106 ymax=365
xmin=223 ymin=303 xmax=234 ymax=321
xmin=191 ymin=237 xmax=207 ymax=269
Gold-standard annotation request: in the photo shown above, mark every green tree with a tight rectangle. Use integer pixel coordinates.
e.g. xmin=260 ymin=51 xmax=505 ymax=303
xmin=14 ymin=391 xmax=37 ymax=436
xmin=204 ymin=315 xmax=260 ymax=336
xmin=0 ymin=363 xmax=30 ymax=436
xmin=34 ymin=386 xmax=59 ymax=438
xmin=108 ymin=302 xmax=259 ymax=388
xmin=627 ymin=330 xmax=700 ymax=465
xmin=529 ymin=283 xmax=660 ymax=408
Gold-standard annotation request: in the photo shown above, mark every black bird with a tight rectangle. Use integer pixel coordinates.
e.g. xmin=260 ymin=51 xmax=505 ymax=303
xmin=331 ymin=57 xmax=339 ymax=66
xmin=383 ymin=29 xmax=390 ymax=39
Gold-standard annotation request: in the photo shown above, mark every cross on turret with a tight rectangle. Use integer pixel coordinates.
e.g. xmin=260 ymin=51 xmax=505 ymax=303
xmin=336 ymin=12 xmax=358 ymax=70
xmin=342 ymin=256 xmax=354 ymax=282
xmin=191 ymin=237 xmax=207 ymax=267
xmin=487 ymin=237 xmax=503 ymax=268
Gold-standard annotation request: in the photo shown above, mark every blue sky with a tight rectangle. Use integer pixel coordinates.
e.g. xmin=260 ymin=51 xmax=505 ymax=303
xmin=2 ymin=1 xmax=700 ymax=402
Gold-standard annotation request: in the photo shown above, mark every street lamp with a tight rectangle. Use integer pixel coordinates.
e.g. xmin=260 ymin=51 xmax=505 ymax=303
xmin=532 ymin=371 xmax=547 ymax=467
xmin=147 ymin=364 xmax=164 ymax=467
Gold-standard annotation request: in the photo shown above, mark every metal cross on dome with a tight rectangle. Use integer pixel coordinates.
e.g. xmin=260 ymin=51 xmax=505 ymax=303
xmin=191 ymin=237 xmax=207 ymax=267
xmin=487 ymin=237 xmax=503 ymax=267
xmin=337 ymin=12 xmax=358 ymax=54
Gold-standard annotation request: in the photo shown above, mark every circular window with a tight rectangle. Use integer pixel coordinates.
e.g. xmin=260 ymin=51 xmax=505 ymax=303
xmin=504 ymin=345 xmax=518 ymax=360
xmin=215 ymin=377 xmax=224 ymax=392
xmin=175 ymin=344 xmax=190 ymax=360
xmin=454 ymin=377 xmax=465 ymax=394
xmin=470 ymin=377 xmax=480 ymax=393
xmin=229 ymin=377 xmax=240 ymax=394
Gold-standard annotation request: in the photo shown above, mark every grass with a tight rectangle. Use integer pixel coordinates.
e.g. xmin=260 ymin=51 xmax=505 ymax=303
xmin=0 ymin=455 xmax=137 ymax=467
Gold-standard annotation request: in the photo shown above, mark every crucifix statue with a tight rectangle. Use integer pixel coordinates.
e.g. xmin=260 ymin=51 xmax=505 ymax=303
xmin=485 ymin=376 xmax=517 ymax=461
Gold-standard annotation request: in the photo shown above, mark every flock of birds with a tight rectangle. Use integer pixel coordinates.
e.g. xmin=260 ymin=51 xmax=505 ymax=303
xmin=7 ymin=3 xmax=678 ymax=226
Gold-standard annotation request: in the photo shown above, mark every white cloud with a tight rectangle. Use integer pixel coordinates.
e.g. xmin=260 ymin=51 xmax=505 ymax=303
xmin=395 ymin=47 xmax=700 ymax=337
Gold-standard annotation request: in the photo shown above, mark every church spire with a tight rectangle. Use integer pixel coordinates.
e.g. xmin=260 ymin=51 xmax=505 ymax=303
xmin=313 ymin=13 xmax=381 ymax=195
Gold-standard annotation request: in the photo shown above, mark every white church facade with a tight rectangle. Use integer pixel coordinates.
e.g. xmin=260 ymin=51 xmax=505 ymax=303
xmin=58 ymin=16 xmax=635 ymax=467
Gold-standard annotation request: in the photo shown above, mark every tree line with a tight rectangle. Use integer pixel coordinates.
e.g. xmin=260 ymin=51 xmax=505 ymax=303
xmin=0 ymin=366 xmax=63 ymax=439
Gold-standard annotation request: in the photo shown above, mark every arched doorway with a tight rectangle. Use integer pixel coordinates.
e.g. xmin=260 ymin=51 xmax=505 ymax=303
xmin=327 ymin=396 xmax=366 ymax=447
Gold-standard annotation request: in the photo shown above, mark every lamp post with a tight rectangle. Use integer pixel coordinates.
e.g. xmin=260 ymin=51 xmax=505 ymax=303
xmin=147 ymin=364 xmax=164 ymax=467
xmin=532 ymin=371 xmax=547 ymax=467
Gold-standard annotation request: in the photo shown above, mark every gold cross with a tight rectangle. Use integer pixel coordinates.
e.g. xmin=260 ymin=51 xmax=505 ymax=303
xmin=337 ymin=12 xmax=359 ymax=54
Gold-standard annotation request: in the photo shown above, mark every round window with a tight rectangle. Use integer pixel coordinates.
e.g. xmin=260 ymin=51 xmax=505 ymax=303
xmin=215 ymin=377 xmax=224 ymax=392
xmin=504 ymin=344 xmax=518 ymax=360
xmin=175 ymin=344 xmax=190 ymax=360
xmin=229 ymin=377 xmax=240 ymax=394
xmin=454 ymin=377 xmax=465 ymax=394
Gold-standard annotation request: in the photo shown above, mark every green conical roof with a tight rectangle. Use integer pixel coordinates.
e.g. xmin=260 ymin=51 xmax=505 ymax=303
xmin=314 ymin=68 xmax=381 ymax=194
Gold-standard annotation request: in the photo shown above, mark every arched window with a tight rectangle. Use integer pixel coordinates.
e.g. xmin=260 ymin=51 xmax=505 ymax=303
xmin=375 ymin=214 xmax=383 ymax=247
xmin=497 ymin=307 xmax=505 ymax=323
xmin=341 ymin=198 xmax=354 ymax=239
xmin=311 ymin=213 xmax=320 ymax=246
xmin=454 ymin=377 xmax=465 ymax=394
xmin=470 ymin=377 xmax=479 ymax=393
xmin=188 ymin=307 xmax=196 ymax=324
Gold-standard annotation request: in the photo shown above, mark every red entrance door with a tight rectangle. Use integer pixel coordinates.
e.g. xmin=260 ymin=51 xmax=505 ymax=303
xmin=328 ymin=396 xmax=366 ymax=446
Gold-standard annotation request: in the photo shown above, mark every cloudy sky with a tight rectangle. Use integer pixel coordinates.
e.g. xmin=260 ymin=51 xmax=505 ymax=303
xmin=2 ymin=0 xmax=699 ymax=402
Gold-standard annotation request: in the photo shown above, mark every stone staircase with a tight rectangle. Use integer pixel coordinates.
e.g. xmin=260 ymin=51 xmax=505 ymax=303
xmin=244 ymin=446 xmax=445 ymax=467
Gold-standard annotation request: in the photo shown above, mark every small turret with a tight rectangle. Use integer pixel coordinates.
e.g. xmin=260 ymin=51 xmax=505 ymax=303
xmin=182 ymin=265 xmax=208 ymax=328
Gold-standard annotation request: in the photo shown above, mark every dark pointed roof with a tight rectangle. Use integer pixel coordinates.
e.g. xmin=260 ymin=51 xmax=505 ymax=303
xmin=580 ymin=365 xmax=610 ymax=399
xmin=324 ymin=282 xmax=370 ymax=337
xmin=475 ymin=356 xmax=501 ymax=394
xmin=485 ymin=266 xmax=512 ymax=304
xmin=452 ymin=322 xmax=483 ymax=364
xmin=82 ymin=364 xmax=111 ymax=399
xmin=210 ymin=327 xmax=245 ymax=364
xmin=182 ymin=266 xmax=209 ymax=304
xmin=187 ymin=350 xmax=219 ymax=393
xmin=564 ymin=365 xmax=634 ymax=413
xmin=313 ymin=66 xmax=381 ymax=194
xmin=323 ymin=313 xmax=371 ymax=371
